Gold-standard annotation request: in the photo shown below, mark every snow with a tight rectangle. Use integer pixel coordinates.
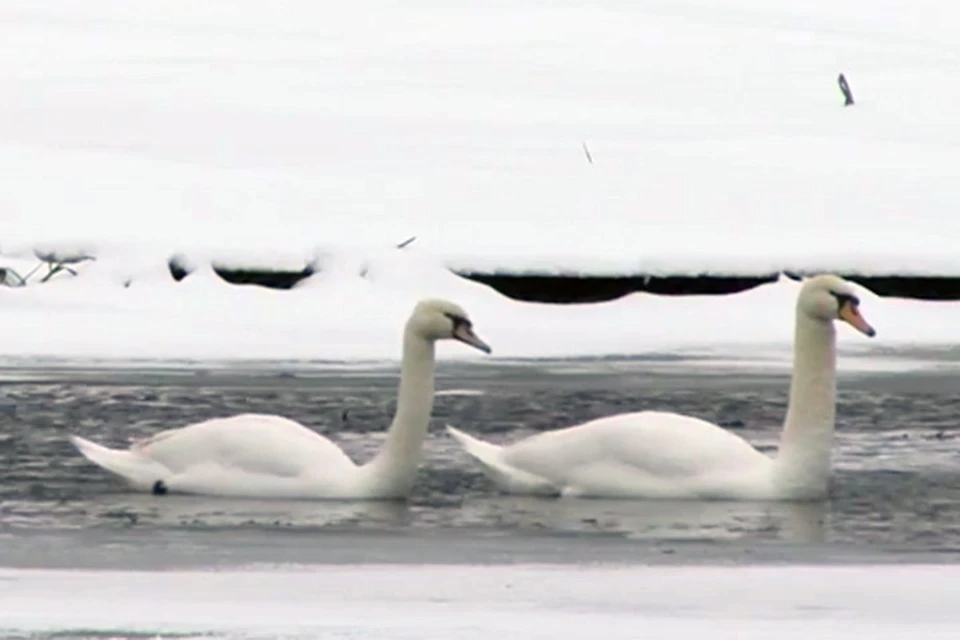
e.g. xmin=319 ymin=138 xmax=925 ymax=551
xmin=2 ymin=0 xmax=959 ymax=275
xmin=2 ymin=0 xmax=960 ymax=363
xmin=2 ymin=262 xmax=959 ymax=365
xmin=2 ymin=564 xmax=959 ymax=638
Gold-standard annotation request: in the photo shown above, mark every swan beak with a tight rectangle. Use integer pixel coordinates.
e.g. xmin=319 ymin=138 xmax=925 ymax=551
xmin=839 ymin=301 xmax=876 ymax=337
xmin=453 ymin=324 xmax=492 ymax=354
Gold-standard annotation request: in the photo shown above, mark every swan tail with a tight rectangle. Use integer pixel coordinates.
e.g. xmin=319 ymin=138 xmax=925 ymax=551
xmin=69 ymin=435 xmax=170 ymax=491
xmin=445 ymin=425 xmax=558 ymax=496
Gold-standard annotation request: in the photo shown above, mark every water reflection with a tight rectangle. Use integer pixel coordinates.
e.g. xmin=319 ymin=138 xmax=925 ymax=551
xmin=459 ymin=497 xmax=827 ymax=543
xmin=4 ymin=490 xmax=828 ymax=545
xmin=86 ymin=494 xmax=414 ymax=530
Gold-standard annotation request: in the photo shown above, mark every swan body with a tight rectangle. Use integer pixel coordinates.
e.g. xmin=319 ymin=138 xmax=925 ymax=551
xmin=449 ymin=275 xmax=876 ymax=501
xmin=71 ymin=299 xmax=491 ymax=500
xmin=447 ymin=412 xmax=776 ymax=499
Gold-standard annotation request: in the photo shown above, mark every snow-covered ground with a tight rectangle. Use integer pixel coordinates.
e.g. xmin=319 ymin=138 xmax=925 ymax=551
xmin=1 ymin=264 xmax=959 ymax=364
xmin=2 ymin=564 xmax=959 ymax=638
xmin=2 ymin=0 xmax=959 ymax=363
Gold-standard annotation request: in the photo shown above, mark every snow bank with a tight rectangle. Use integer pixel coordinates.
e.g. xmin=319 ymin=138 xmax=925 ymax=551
xmin=1 ymin=253 xmax=958 ymax=364
xmin=2 ymin=564 xmax=959 ymax=638
xmin=2 ymin=0 xmax=959 ymax=276
xmin=3 ymin=0 xmax=959 ymax=363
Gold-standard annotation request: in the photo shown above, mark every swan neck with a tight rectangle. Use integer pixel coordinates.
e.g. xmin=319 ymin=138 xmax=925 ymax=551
xmin=368 ymin=325 xmax=436 ymax=492
xmin=774 ymin=312 xmax=837 ymax=496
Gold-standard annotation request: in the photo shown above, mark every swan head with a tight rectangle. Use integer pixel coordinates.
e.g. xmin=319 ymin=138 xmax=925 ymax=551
xmin=409 ymin=299 xmax=492 ymax=353
xmin=797 ymin=275 xmax=876 ymax=337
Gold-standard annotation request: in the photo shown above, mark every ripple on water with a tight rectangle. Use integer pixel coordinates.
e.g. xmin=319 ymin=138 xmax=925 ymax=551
xmin=1 ymin=368 xmax=959 ymax=554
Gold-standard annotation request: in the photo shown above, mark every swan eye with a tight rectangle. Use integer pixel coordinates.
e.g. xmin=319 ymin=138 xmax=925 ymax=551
xmin=443 ymin=312 xmax=471 ymax=329
xmin=829 ymin=291 xmax=859 ymax=308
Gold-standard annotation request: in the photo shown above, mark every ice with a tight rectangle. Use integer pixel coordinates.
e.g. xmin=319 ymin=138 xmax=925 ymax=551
xmin=1 ymin=564 xmax=959 ymax=638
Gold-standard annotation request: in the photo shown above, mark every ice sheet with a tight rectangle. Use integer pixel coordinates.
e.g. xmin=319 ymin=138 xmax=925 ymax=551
xmin=2 ymin=564 xmax=959 ymax=639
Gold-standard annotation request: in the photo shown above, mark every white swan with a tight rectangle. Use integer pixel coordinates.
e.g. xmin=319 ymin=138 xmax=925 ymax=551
xmin=70 ymin=299 xmax=491 ymax=500
xmin=447 ymin=275 xmax=876 ymax=501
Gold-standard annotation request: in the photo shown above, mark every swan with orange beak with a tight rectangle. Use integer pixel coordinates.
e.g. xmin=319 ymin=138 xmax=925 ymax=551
xmin=447 ymin=274 xmax=877 ymax=501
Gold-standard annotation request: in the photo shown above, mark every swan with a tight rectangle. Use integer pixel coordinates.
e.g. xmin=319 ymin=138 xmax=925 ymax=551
xmin=447 ymin=275 xmax=875 ymax=501
xmin=69 ymin=299 xmax=491 ymax=500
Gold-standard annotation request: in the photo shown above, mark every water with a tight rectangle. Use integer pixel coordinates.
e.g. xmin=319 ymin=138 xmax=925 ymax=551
xmin=2 ymin=358 xmax=960 ymax=568
xmin=3 ymin=358 xmax=960 ymax=639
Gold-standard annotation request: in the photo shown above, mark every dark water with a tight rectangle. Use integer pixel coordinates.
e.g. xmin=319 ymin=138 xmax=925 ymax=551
xmin=2 ymin=359 xmax=960 ymax=568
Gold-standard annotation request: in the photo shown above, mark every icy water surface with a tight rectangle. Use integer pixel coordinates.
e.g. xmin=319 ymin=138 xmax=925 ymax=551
xmin=1 ymin=357 xmax=960 ymax=567
xmin=3 ymin=358 xmax=960 ymax=639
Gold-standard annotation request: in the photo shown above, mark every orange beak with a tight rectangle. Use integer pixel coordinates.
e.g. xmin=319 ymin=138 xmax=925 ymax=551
xmin=839 ymin=300 xmax=876 ymax=337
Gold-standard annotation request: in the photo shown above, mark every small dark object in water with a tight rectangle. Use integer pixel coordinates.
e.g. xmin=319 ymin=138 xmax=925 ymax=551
xmin=152 ymin=480 xmax=168 ymax=496
xmin=341 ymin=409 xmax=350 ymax=422
xmin=720 ymin=419 xmax=746 ymax=429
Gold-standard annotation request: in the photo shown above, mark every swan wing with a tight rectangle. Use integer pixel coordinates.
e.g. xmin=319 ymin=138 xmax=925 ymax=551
xmin=500 ymin=411 xmax=772 ymax=498
xmin=131 ymin=414 xmax=356 ymax=479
